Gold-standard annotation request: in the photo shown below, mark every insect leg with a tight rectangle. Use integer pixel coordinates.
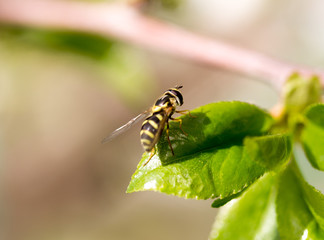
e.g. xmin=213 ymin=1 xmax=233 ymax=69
xmin=170 ymin=117 xmax=188 ymax=136
xmin=143 ymin=147 xmax=156 ymax=166
xmin=175 ymin=110 xmax=196 ymax=118
xmin=166 ymin=120 xmax=175 ymax=155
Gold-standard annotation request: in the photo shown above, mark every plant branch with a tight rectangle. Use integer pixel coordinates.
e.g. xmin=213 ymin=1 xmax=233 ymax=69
xmin=0 ymin=0 xmax=323 ymax=89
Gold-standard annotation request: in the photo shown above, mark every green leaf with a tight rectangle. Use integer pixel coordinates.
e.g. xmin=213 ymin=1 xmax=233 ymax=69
xmin=300 ymin=172 xmax=324 ymax=230
xmin=276 ymin=162 xmax=324 ymax=240
xmin=303 ymin=103 xmax=324 ymax=127
xmin=282 ymin=73 xmax=321 ymax=115
xmin=244 ymin=134 xmax=292 ymax=170
xmin=157 ymin=101 xmax=274 ymax=163
xmin=127 ymin=102 xmax=274 ymax=200
xmin=128 ymin=145 xmax=266 ymax=200
xmin=301 ymin=104 xmax=324 ymax=170
xmin=303 ymin=220 xmax=324 ymax=240
xmin=211 ymin=133 xmax=292 ymax=208
xmin=276 ymin=165 xmax=313 ymax=240
xmin=209 ymin=173 xmax=278 ymax=240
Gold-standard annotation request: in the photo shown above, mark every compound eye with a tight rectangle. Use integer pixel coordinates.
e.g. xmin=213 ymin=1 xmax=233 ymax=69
xmin=169 ymin=90 xmax=183 ymax=106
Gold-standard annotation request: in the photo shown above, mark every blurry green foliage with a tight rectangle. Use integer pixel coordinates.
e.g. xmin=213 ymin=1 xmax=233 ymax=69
xmin=160 ymin=0 xmax=182 ymax=9
xmin=0 ymin=25 xmax=155 ymax=107
xmin=141 ymin=0 xmax=182 ymax=10
xmin=101 ymin=43 xmax=155 ymax=107
xmin=301 ymin=104 xmax=324 ymax=170
xmin=0 ymin=25 xmax=114 ymax=59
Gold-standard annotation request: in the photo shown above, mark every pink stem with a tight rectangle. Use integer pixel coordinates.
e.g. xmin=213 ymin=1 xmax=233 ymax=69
xmin=0 ymin=0 xmax=323 ymax=89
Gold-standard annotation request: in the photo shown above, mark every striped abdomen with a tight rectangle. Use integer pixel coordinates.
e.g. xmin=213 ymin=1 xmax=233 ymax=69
xmin=140 ymin=111 xmax=167 ymax=152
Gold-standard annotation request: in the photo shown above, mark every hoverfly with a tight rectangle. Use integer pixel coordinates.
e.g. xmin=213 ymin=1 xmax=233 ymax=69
xmin=102 ymin=85 xmax=191 ymax=166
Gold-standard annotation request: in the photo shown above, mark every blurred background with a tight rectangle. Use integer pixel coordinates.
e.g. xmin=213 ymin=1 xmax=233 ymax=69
xmin=0 ymin=0 xmax=323 ymax=239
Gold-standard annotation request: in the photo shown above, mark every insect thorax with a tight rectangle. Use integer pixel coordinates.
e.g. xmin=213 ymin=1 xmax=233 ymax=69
xmin=154 ymin=93 xmax=179 ymax=110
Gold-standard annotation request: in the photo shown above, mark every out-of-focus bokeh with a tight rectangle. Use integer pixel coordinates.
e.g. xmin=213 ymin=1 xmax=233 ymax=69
xmin=0 ymin=0 xmax=323 ymax=239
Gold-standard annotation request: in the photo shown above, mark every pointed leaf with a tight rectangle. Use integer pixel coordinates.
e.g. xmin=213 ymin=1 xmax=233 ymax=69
xmin=276 ymin=165 xmax=313 ymax=240
xmin=157 ymin=102 xmax=273 ymax=163
xmin=211 ymin=133 xmax=292 ymax=207
xmin=277 ymin=163 xmax=324 ymax=240
xmin=300 ymin=171 xmax=324 ymax=230
xmin=304 ymin=103 xmax=324 ymax=126
xmin=128 ymin=145 xmax=266 ymax=199
xmin=303 ymin=220 xmax=324 ymax=240
xmin=209 ymin=174 xmax=278 ymax=240
xmin=127 ymin=102 xmax=273 ymax=200
xmin=301 ymin=104 xmax=324 ymax=170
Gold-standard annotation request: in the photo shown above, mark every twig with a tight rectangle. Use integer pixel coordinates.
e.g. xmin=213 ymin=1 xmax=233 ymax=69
xmin=0 ymin=0 xmax=323 ymax=89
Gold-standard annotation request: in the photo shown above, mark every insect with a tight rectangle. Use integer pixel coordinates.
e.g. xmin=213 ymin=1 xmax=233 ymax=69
xmin=102 ymin=85 xmax=191 ymax=166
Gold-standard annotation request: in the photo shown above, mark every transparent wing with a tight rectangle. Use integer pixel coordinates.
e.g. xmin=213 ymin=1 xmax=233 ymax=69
xmin=101 ymin=111 xmax=149 ymax=143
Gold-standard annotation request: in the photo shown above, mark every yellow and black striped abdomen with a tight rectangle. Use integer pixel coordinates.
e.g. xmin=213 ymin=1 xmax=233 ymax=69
xmin=140 ymin=112 xmax=166 ymax=152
